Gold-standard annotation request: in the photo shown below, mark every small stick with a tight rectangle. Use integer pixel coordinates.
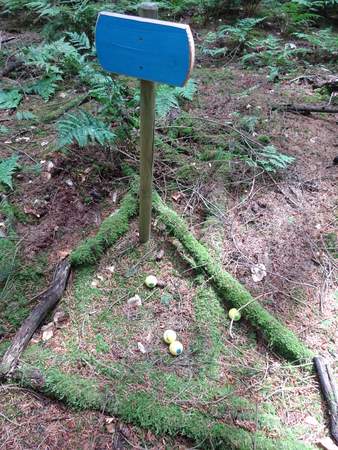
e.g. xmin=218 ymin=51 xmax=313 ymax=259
xmin=314 ymin=356 xmax=338 ymax=445
xmin=0 ymin=259 xmax=71 ymax=378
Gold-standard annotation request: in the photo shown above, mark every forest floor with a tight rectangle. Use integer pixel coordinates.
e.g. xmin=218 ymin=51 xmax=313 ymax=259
xmin=0 ymin=18 xmax=337 ymax=450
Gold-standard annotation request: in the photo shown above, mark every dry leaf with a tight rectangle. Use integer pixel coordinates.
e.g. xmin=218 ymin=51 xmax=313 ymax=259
xmin=105 ymin=417 xmax=115 ymax=434
xmin=53 ymin=310 xmax=68 ymax=329
xmin=172 ymin=192 xmax=183 ymax=202
xmin=156 ymin=249 xmax=164 ymax=261
xmin=251 ymin=263 xmax=267 ymax=282
xmin=106 ymin=265 xmax=115 ymax=274
xmin=41 ymin=322 xmax=54 ymax=342
xmin=127 ymin=295 xmax=142 ymax=308
xmin=137 ymin=342 xmax=147 ymax=354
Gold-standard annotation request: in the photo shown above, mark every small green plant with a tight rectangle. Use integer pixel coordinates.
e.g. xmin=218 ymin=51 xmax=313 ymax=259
xmin=57 ymin=110 xmax=115 ymax=148
xmin=155 ymin=79 xmax=197 ymax=118
xmin=294 ymin=28 xmax=338 ymax=59
xmin=0 ymin=90 xmax=22 ymax=110
xmin=250 ymin=145 xmax=295 ymax=172
xmin=25 ymin=74 xmax=62 ymax=101
xmin=16 ymin=111 xmax=38 ymax=121
xmin=242 ymin=35 xmax=308 ymax=78
xmin=203 ymin=17 xmax=264 ymax=57
xmin=0 ymin=156 xmax=20 ymax=189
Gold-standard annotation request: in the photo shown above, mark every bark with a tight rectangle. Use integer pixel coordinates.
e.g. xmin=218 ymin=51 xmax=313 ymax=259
xmin=0 ymin=259 xmax=71 ymax=379
xmin=273 ymin=104 xmax=338 ymax=114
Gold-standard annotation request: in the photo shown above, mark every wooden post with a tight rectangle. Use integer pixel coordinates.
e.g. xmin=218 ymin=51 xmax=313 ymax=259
xmin=138 ymin=2 xmax=158 ymax=244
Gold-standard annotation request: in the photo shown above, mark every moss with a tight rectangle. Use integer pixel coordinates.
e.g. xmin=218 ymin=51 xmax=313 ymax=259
xmin=17 ymin=363 xmax=313 ymax=449
xmin=192 ymin=286 xmax=225 ymax=377
xmin=324 ymin=232 xmax=337 ymax=259
xmin=153 ymin=194 xmax=313 ymax=363
xmin=70 ymin=187 xmax=138 ymax=266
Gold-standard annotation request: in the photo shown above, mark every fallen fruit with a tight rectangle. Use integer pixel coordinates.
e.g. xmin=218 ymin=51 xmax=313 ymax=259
xmin=169 ymin=341 xmax=183 ymax=356
xmin=145 ymin=275 xmax=157 ymax=288
xmin=229 ymin=308 xmax=241 ymax=321
xmin=163 ymin=329 xmax=177 ymax=344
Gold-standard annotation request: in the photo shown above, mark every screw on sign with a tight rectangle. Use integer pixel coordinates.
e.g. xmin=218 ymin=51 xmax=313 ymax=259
xmin=96 ymin=3 xmax=195 ymax=243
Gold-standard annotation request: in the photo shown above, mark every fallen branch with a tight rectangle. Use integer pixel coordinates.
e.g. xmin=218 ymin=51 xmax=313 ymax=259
xmin=12 ymin=363 xmax=313 ymax=450
xmin=273 ymin=104 xmax=338 ymax=114
xmin=38 ymin=94 xmax=89 ymax=124
xmin=0 ymin=259 xmax=71 ymax=378
xmin=314 ymin=356 xmax=338 ymax=445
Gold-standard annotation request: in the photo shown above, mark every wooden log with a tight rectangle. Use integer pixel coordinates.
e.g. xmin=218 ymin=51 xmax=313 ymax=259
xmin=273 ymin=104 xmax=338 ymax=114
xmin=138 ymin=3 xmax=158 ymax=244
xmin=0 ymin=259 xmax=71 ymax=378
xmin=314 ymin=356 xmax=338 ymax=445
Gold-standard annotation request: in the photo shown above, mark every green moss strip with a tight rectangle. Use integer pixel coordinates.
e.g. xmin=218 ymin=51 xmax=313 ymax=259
xmin=70 ymin=187 xmax=138 ymax=266
xmin=17 ymin=365 xmax=313 ymax=450
xmin=193 ymin=286 xmax=224 ymax=377
xmin=153 ymin=194 xmax=313 ymax=363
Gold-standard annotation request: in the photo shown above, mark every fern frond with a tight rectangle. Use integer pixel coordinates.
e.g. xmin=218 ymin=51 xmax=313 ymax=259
xmin=0 ymin=155 xmax=20 ymax=189
xmin=0 ymin=90 xmax=22 ymax=110
xmin=57 ymin=110 xmax=115 ymax=148
xmin=16 ymin=111 xmax=37 ymax=121
xmin=0 ymin=125 xmax=10 ymax=134
xmin=65 ymin=32 xmax=91 ymax=51
xmin=174 ymin=79 xmax=197 ymax=101
xmin=26 ymin=74 xmax=62 ymax=101
xmin=256 ymin=145 xmax=295 ymax=172
xmin=26 ymin=0 xmax=61 ymax=17
xmin=156 ymin=79 xmax=197 ymax=118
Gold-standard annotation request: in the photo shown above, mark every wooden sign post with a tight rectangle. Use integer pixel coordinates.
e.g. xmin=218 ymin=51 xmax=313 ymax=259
xmin=96 ymin=3 xmax=194 ymax=243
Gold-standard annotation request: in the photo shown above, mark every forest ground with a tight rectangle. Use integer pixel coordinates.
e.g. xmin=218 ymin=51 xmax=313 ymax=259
xmin=0 ymin=10 xmax=337 ymax=450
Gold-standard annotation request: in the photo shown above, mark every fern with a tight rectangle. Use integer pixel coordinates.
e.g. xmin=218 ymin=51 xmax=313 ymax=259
xmin=57 ymin=110 xmax=115 ymax=148
xmin=0 ymin=125 xmax=10 ymax=134
xmin=65 ymin=32 xmax=91 ymax=51
xmin=26 ymin=0 xmax=61 ymax=17
xmin=0 ymin=155 xmax=20 ymax=189
xmin=175 ymin=79 xmax=197 ymax=101
xmin=0 ymin=90 xmax=22 ymax=110
xmin=16 ymin=111 xmax=37 ymax=121
xmin=294 ymin=28 xmax=338 ymax=55
xmin=253 ymin=145 xmax=295 ymax=172
xmin=26 ymin=74 xmax=62 ymax=101
xmin=156 ymin=79 xmax=197 ymax=118
xmin=23 ymin=38 xmax=82 ymax=76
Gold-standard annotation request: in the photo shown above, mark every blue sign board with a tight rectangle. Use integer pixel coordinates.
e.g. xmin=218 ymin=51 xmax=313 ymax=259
xmin=96 ymin=12 xmax=195 ymax=86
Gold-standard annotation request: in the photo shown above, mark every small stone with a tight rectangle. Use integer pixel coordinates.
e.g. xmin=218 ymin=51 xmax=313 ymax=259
xmin=157 ymin=280 xmax=167 ymax=288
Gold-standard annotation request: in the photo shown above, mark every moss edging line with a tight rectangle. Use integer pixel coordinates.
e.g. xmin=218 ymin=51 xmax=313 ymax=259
xmin=153 ymin=193 xmax=313 ymax=363
xmin=16 ymin=365 xmax=313 ymax=450
xmin=70 ymin=185 xmax=138 ymax=266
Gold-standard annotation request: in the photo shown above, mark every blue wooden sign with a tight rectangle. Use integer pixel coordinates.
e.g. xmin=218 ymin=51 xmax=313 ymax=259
xmin=95 ymin=12 xmax=195 ymax=86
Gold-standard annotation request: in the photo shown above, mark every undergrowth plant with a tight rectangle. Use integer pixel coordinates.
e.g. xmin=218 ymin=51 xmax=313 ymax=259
xmin=203 ymin=17 xmax=264 ymax=57
xmin=57 ymin=110 xmax=115 ymax=148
